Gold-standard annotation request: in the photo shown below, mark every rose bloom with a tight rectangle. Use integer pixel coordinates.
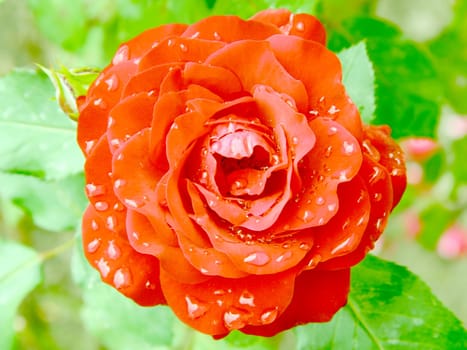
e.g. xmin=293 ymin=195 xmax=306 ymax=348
xmin=77 ymin=9 xmax=406 ymax=337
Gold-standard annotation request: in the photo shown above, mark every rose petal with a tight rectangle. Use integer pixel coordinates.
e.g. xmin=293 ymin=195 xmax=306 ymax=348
xmin=251 ymin=9 xmax=326 ymax=44
xmin=126 ymin=209 xmax=210 ymax=284
xmin=320 ymin=155 xmax=394 ymax=269
xmin=364 ymin=125 xmax=407 ymax=208
xmin=206 ymin=40 xmax=309 ymax=112
xmin=138 ymin=37 xmax=225 ymax=71
xmin=107 ymin=92 xmax=156 ymax=153
xmin=189 ymin=181 xmax=313 ymax=275
xmin=77 ymin=62 xmax=138 ymax=155
xmin=241 ymin=268 xmax=350 ymax=336
xmin=269 ymin=118 xmax=362 ymax=233
xmin=122 ymin=63 xmax=183 ymax=98
xmin=159 ymin=265 xmax=298 ymax=336
xmin=84 ymin=135 xmax=126 ymax=235
xmin=310 ymin=176 xmax=371 ymax=264
xmin=183 ymin=62 xmax=244 ymax=98
xmin=82 ymin=205 xmax=166 ymax=306
xmin=122 ymin=23 xmax=188 ymax=61
xmin=268 ymin=35 xmax=362 ymax=140
xmin=182 ymin=15 xmax=281 ymax=42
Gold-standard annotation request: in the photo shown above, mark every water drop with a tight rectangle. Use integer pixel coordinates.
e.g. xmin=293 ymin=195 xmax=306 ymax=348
xmin=376 ymin=218 xmax=384 ymax=231
xmin=113 ymin=267 xmax=132 ymax=289
xmin=331 ymin=237 xmax=352 ymax=255
xmin=107 ymin=240 xmax=121 ymax=260
xmin=295 ymin=21 xmax=305 ymax=31
xmin=224 ymin=308 xmax=249 ymax=330
xmin=239 ymin=291 xmax=255 ymax=307
xmin=85 ymin=183 xmax=106 ymax=197
xmin=106 ymin=215 xmax=117 ymax=231
xmin=243 ymin=252 xmax=270 ymax=266
xmin=301 ymin=210 xmax=313 ymax=223
xmin=318 ymin=217 xmax=325 ymax=225
xmin=292 ymin=136 xmax=299 ymax=145
xmin=96 ymin=258 xmax=110 ymax=277
xmin=328 ymin=126 xmax=338 ymax=135
xmin=179 ymin=43 xmax=188 ymax=52
xmin=213 ymin=289 xmax=226 ymax=296
xmin=233 ymin=178 xmax=247 ymax=190
xmin=309 ymin=109 xmax=319 ymax=116
xmin=299 ymin=242 xmax=311 ymax=250
xmin=357 ymin=215 xmax=366 ymax=226
xmin=275 ymin=250 xmax=292 ymax=263
xmin=112 ymin=45 xmax=130 ymax=65
xmin=114 ymin=179 xmax=126 ymax=189
xmin=315 ymin=196 xmax=325 ymax=206
xmin=84 ymin=140 xmax=96 ymax=155
xmin=185 ymin=295 xmax=208 ymax=319
xmin=124 ymin=198 xmax=143 ymax=208
xmin=93 ymin=98 xmax=107 ymax=109
xmin=324 ymin=146 xmax=333 ymax=158
xmin=260 ymin=307 xmax=278 ymax=325
xmin=91 ymin=219 xmax=99 ymax=231
xmin=200 ymin=268 xmax=209 ymax=274
xmin=113 ymin=202 xmax=125 ymax=212
xmin=328 ymin=105 xmax=340 ymax=115
xmin=131 ymin=231 xmax=139 ymax=241
xmin=343 ymin=141 xmax=355 ymax=155
xmin=104 ymin=74 xmax=119 ymax=92
xmin=373 ymin=192 xmax=382 ymax=202
xmin=145 ymin=280 xmax=157 ymax=290
xmin=213 ymin=31 xmax=221 ymax=40
xmin=95 ymin=201 xmax=109 ymax=211
xmin=327 ymin=203 xmax=337 ymax=212
xmin=87 ymin=239 xmax=101 ymax=253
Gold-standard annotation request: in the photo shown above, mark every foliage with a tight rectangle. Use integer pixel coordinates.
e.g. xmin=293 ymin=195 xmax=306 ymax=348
xmin=0 ymin=0 xmax=466 ymax=349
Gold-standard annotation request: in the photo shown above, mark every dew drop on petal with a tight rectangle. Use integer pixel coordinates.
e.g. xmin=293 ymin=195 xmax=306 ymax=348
xmin=84 ymin=140 xmax=96 ymax=155
xmin=96 ymin=258 xmax=110 ymax=278
xmin=85 ymin=183 xmax=106 ymax=197
xmin=91 ymin=219 xmax=99 ymax=231
xmin=327 ymin=126 xmax=338 ymax=136
xmin=87 ymin=239 xmax=101 ymax=253
xmin=373 ymin=192 xmax=382 ymax=202
xmin=94 ymin=201 xmax=109 ymax=211
xmin=107 ymin=240 xmax=121 ymax=260
xmin=299 ymin=242 xmax=311 ymax=250
xmin=104 ymin=73 xmax=119 ymax=91
xmin=275 ymin=250 xmax=293 ymax=263
xmin=327 ymin=203 xmax=337 ymax=212
xmin=113 ymin=202 xmax=125 ymax=212
xmin=331 ymin=237 xmax=352 ymax=255
xmin=224 ymin=308 xmax=249 ymax=330
xmin=295 ymin=21 xmax=305 ymax=31
xmin=315 ymin=197 xmax=325 ymax=206
xmin=376 ymin=218 xmax=384 ymax=231
xmin=328 ymin=105 xmax=340 ymax=115
xmin=213 ymin=289 xmax=226 ymax=296
xmin=179 ymin=43 xmax=188 ymax=52
xmin=113 ymin=267 xmax=132 ymax=289
xmin=239 ymin=290 xmax=255 ymax=307
xmin=114 ymin=179 xmax=126 ymax=189
xmin=185 ymin=295 xmax=208 ymax=319
xmin=124 ymin=198 xmax=143 ymax=208
xmin=106 ymin=215 xmax=117 ymax=231
xmin=343 ymin=141 xmax=356 ymax=155
xmin=324 ymin=146 xmax=333 ymax=158
xmin=292 ymin=136 xmax=299 ymax=145
xmin=243 ymin=252 xmax=270 ymax=266
xmin=301 ymin=210 xmax=314 ymax=223
xmin=213 ymin=31 xmax=221 ymax=40
xmin=260 ymin=307 xmax=278 ymax=325
xmin=112 ymin=45 xmax=130 ymax=65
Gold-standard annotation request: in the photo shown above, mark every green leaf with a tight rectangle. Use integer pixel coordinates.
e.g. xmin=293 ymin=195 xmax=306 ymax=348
xmin=72 ymin=239 xmax=175 ymax=349
xmin=0 ymin=172 xmax=87 ymax=232
xmin=295 ymin=255 xmax=467 ymax=349
xmin=0 ymin=240 xmax=42 ymax=350
xmin=338 ymin=41 xmax=375 ymax=124
xmin=323 ymin=15 xmax=442 ymax=138
xmin=0 ymin=69 xmax=84 ymax=180
xmin=212 ymin=0 xmax=319 ymax=18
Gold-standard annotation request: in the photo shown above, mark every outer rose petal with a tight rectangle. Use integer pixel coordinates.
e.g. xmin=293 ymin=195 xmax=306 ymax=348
xmin=268 ymin=35 xmax=362 ymax=140
xmin=77 ymin=62 xmax=138 ymax=155
xmin=84 ymin=135 xmax=126 ymax=235
xmin=206 ymin=40 xmax=309 ymax=112
xmin=182 ymin=15 xmax=281 ymax=42
xmin=82 ymin=205 xmax=165 ymax=306
xmin=241 ymin=268 xmax=350 ymax=336
xmin=250 ymin=9 xmax=326 ymax=44
xmin=159 ymin=266 xmax=298 ymax=336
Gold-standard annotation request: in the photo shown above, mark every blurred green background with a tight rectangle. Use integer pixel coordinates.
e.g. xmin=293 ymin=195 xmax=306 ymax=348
xmin=0 ymin=0 xmax=466 ymax=349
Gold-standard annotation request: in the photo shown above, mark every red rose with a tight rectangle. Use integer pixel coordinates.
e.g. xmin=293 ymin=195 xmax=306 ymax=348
xmin=78 ymin=9 xmax=406 ymax=337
